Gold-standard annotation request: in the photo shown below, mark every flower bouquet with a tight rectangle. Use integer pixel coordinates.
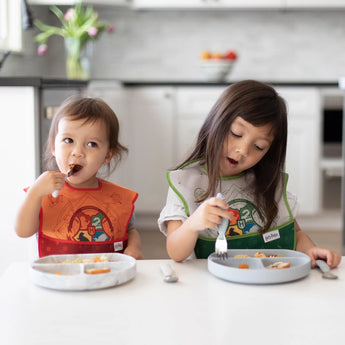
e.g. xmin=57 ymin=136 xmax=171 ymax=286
xmin=34 ymin=2 xmax=114 ymax=79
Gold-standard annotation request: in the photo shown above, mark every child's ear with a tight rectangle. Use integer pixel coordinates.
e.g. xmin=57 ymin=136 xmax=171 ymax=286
xmin=104 ymin=149 xmax=116 ymax=165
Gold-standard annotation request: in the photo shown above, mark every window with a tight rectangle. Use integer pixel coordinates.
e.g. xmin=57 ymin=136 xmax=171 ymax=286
xmin=0 ymin=0 xmax=22 ymax=52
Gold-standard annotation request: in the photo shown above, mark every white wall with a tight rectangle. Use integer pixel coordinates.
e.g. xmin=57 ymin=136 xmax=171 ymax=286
xmin=1 ymin=7 xmax=345 ymax=82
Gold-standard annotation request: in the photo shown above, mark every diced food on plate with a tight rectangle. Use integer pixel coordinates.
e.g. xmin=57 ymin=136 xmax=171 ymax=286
xmin=266 ymin=261 xmax=291 ymax=269
xmin=85 ymin=268 xmax=111 ymax=274
xmin=254 ymin=251 xmax=266 ymax=258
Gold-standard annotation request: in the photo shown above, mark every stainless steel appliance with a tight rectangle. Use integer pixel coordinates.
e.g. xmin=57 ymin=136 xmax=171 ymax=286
xmin=38 ymin=80 xmax=88 ymax=172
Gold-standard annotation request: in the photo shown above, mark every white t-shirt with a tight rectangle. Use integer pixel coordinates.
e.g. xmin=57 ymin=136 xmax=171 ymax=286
xmin=158 ymin=162 xmax=298 ymax=237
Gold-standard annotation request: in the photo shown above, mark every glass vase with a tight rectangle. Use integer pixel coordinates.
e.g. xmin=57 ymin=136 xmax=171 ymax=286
xmin=64 ymin=37 xmax=92 ymax=80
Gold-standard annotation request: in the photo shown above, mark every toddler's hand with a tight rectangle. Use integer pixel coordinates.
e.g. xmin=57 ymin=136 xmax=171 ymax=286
xmin=124 ymin=246 xmax=144 ymax=260
xmin=186 ymin=197 xmax=232 ymax=233
xmin=306 ymin=246 xmax=342 ymax=268
xmin=30 ymin=171 xmax=66 ymax=197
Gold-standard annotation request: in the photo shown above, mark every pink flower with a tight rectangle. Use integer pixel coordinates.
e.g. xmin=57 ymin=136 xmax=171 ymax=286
xmin=37 ymin=44 xmax=48 ymax=56
xmin=107 ymin=25 xmax=115 ymax=33
xmin=88 ymin=27 xmax=98 ymax=37
xmin=64 ymin=8 xmax=74 ymax=21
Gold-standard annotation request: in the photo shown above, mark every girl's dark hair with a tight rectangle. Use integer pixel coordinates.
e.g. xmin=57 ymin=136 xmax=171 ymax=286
xmin=44 ymin=95 xmax=127 ymax=174
xmin=177 ymin=80 xmax=287 ymax=232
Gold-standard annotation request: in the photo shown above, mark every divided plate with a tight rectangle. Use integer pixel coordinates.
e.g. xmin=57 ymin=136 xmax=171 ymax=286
xmin=30 ymin=253 xmax=136 ymax=291
xmin=208 ymin=249 xmax=311 ymax=284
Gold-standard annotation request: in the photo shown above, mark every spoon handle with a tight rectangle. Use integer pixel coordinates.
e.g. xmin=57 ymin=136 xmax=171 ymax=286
xmin=160 ymin=263 xmax=178 ymax=283
xmin=315 ymin=259 xmax=338 ymax=279
xmin=315 ymin=259 xmax=330 ymax=273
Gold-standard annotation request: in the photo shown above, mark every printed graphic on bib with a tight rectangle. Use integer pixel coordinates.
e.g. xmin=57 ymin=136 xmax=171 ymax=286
xmin=225 ymin=199 xmax=264 ymax=236
xmin=67 ymin=206 xmax=113 ymax=242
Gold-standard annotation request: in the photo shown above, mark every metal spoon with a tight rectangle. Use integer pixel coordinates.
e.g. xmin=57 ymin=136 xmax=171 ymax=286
xmin=160 ymin=263 xmax=178 ymax=283
xmin=315 ymin=259 xmax=338 ymax=279
xmin=52 ymin=165 xmax=82 ymax=198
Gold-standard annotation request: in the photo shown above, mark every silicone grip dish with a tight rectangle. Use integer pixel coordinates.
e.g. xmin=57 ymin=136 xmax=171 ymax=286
xmin=30 ymin=253 xmax=136 ymax=291
xmin=208 ymin=249 xmax=311 ymax=284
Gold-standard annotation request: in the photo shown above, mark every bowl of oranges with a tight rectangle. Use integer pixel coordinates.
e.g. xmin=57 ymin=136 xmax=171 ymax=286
xmin=200 ymin=50 xmax=237 ymax=81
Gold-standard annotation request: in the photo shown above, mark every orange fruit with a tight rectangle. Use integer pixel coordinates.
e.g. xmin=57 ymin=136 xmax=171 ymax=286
xmin=200 ymin=51 xmax=212 ymax=60
xmin=212 ymin=52 xmax=223 ymax=59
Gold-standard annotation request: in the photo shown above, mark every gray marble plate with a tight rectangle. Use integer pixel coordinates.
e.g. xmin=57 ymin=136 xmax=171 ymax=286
xmin=30 ymin=253 xmax=136 ymax=291
xmin=208 ymin=249 xmax=311 ymax=284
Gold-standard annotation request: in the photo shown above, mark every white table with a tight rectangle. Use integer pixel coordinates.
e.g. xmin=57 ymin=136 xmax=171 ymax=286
xmin=0 ymin=258 xmax=344 ymax=345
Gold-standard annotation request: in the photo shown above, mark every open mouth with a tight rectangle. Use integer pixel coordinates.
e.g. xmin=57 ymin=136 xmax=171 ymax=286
xmin=227 ymin=157 xmax=238 ymax=166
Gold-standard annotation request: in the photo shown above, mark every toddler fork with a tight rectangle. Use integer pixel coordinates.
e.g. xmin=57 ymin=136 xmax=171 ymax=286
xmin=215 ymin=193 xmax=228 ymax=259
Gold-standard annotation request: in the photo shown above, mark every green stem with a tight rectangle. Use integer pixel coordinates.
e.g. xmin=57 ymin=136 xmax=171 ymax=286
xmin=65 ymin=37 xmax=90 ymax=80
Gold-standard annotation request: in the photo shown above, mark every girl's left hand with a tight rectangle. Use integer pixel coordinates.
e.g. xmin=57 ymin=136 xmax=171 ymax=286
xmin=305 ymin=246 xmax=342 ymax=268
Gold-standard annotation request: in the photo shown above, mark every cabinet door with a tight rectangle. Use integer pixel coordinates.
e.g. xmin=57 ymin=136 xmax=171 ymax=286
xmin=87 ymin=81 xmax=131 ymax=187
xmin=276 ymin=87 xmax=322 ymax=215
xmin=28 ymin=0 xmax=131 ymax=5
xmin=126 ymin=87 xmax=175 ymax=213
xmin=0 ymin=86 xmax=39 ymax=270
xmin=175 ymin=86 xmax=225 ymax=162
xmin=134 ymin=0 xmax=283 ymax=8
xmin=284 ymin=0 xmax=345 ymax=8
xmin=286 ymin=118 xmax=321 ymax=214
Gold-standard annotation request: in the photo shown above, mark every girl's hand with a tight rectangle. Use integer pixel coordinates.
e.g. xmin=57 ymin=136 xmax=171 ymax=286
xmin=305 ymin=246 xmax=342 ymax=268
xmin=124 ymin=227 xmax=144 ymax=260
xmin=15 ymin=171 xmax=65 ymax=238
xmin=185 ymin=197 xmax=232 ymax=233
xmin=124 ymin=245 xmax=144 ymax=260
xmin=30 ymin=171 xmax=66 ymax=197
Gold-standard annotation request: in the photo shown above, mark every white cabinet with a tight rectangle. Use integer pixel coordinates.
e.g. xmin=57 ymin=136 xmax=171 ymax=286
xmin=0 ymin=86 xmax=40 ymax=272
xmin=85 ymin=0 xmax=131 ymax=4
xmin=276 ymin=87 xmax=322 ymax=215
xmin=284 ymin=0 xmax=345 ymax=8
xmin=28 ymin=0 xmax=131 ymax=6
xmin=126 ymin=87 xmax=175 ymax=213
xmin=134 ymin=0 xmax=283 ymax=9
xmin=175 ymin=87 xmax=225 ymax=162
xmin=133 ymin=0 xmax=345 ymax=8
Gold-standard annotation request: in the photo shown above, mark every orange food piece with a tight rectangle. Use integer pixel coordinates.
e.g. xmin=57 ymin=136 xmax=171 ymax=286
xmin=56 ymin=271 xmax=62 ymax=275
xmin=254 ymin=251 xmax=266 ymax=258
xmin=238 ymin=263 xmax=249 ymax=269
xmin=93 ymin=256 xmax=101 ymax=262
xmin=85 ymin=268 xmax=111 ymax=274
xmin=212 ymin=52 xmax=223 ymax=59
xmin=200 ymin=51 xmax=212 ymax=60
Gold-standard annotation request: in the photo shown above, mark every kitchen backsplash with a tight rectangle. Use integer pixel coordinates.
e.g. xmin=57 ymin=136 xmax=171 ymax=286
xmin=2 ymin=6 xmax=345 ymax=82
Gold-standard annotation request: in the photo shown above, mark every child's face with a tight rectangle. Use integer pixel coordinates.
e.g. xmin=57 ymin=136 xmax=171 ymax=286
xmin=52 ymin=117 xmax=114 ymax=188
xmin=219 ymin=116 xmax=274 ymax=177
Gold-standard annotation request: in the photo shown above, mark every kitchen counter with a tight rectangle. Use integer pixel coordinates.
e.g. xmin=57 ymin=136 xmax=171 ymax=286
xmin=1 ymin=258 xmax=344 ymax=345
xmin=0 ymin=77 xmax=88 ymax=88
xmin=0 ymin=77 xmax=340 ymax=88
xmin=120 ymin=79 xmax=340 ymax=87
